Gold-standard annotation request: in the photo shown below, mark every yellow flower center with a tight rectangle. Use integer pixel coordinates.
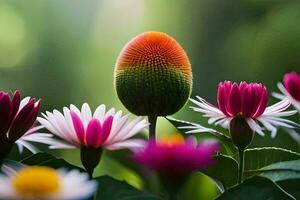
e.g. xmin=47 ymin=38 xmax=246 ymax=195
xmin=159 ymin=134 xmax=185 ymax=146
xmin=12 ymin=166 xmax=61 ymax=197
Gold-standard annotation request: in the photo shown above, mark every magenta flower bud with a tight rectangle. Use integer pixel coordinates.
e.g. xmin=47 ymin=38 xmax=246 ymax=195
xmin=283 ymin=72 xmax=300 ymax=102
xmin=217 ymin=81 xmax=268 ymax=118
xmin=0 ymin=91 xmax=42 ymax=163
xmin=275 ymin=71 xmax=300 ymax=113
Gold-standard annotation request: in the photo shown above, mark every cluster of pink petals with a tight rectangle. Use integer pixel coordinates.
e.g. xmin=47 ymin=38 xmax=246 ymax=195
xmin=275 ymin=72 xmax=300 ymax=112
xmin=38 ymin=103 xmax=149 ymax=151
xmin=217 ymin=81 xmax=268 ymax=118
xmin=0 ymin=91 xmax=40 ymax=141
xmin=134 ymin=138 xmax=218 ymax=178
xmin=189 ymin=81 xmax=297 ymax=137
xmin=0 ymin=91 xmax=48 ymax=153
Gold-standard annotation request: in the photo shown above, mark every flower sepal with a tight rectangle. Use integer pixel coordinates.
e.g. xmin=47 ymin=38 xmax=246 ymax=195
xmin=80 ymin=146 xmax=103 ymax=177
xmin=229 ymin=116 xmax=254 ymax=150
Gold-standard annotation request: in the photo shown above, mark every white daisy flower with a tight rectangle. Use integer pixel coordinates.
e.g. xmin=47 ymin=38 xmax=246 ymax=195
xmin=37 ymin=103 xmax=149 ymax=151
xmin=0 ymin=166 xmax=97 ymax=200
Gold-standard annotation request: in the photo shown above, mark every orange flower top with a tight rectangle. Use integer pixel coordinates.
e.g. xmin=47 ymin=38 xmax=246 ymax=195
xmin=116 ymin=31 xmax=191 ymax=76
xmin=158 ymin=134 xmax=186 ymax=147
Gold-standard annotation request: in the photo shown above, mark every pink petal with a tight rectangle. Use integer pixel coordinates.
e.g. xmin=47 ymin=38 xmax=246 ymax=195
xmin=253 ymin=86 xmax=268 ymax=117
xmin=0 ymin=92 xmax=12 ymax=135
xmin=11 ymin=90 xmax=20 ymax=118
xmin=224 ymin=81 xmax=233 ymax=116
xmin=217 ymin=82 xmax=230 ymax=116
xmin=86 ymin=118 xmax=102 ymax=148
xmin=250 ymin=83 xmax=263 ymax=116
xmin=9 ymin=99 xmax=38 ymax=141
xmin=242 ymin=84 xmax=255 ymax=118
xmin=71 ymin=111 xmax=85 ymax=145
xmin=98 ymin=116 xmax=113 ymax=146
xmin=283 ymin=72 xmax=300 ymax=101
xmin=228 ymin=83 xmax=241 ymax=116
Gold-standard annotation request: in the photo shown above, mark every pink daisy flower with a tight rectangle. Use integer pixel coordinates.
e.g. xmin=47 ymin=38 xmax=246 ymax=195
xmin=275 ymin=71 xmax=300 ymax=112
xmin=37 ymin=103 xmax=149 ymax=151
xmin=134 ymin=135 xmax=218 ymax=179
xmin=189 ymin=81 xmax=297 ymax=137
xmin=0 ymin=90 xmax=47 ymax=159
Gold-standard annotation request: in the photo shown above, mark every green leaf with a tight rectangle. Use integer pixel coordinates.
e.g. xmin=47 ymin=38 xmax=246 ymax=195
xmin=94 ymin=175 xmax=160 ymax=200
xmin=217 ymin=176 xmax=295 ymax=200
xmin=244 ymin=160 xmax=300 ymax=199
xmin=244 ymin=147 xmax=300 ymax=171
xmin=201 ymin=154 xmax=238 ymax=190
xmin=245 ymin=159 xmax=300 ymax=181
xmin=21 ymin=153 xmax=84 ymax=171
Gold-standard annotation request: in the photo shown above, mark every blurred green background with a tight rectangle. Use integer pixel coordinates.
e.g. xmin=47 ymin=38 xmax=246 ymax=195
xmin=1 ymin=0 xmax=300 ymax=199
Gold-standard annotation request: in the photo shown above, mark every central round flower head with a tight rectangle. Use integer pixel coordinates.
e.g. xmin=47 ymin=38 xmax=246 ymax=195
xmin=0 ymin=166 xmax=97 ymax=200
xmin=115 ymin=31 xmax=192 ymax=116
xmin=13 ymin=166 xmax=60 ymax=196
xmin=217 ymin=81 xmax=268 ymax=118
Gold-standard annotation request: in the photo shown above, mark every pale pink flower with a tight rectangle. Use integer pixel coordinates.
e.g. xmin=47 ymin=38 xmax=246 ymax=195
xmin=38 ymin=103 xmax=148 ymax=151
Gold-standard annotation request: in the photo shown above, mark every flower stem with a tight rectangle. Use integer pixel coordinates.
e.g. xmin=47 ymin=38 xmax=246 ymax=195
xmin=238 ymin=148 xmax=245 ymax=184
xmin=148 ymin=115 xmax=158 ymax=142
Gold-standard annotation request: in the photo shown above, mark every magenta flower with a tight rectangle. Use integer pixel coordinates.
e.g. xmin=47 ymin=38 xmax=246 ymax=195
xmin=37 ymin=103 xmax=148 ymax=150
xmin=189 ymin=81 xmax=296 ymax=137
xmin=134 ymin=136 xmax=218 ymax=178
xmin=0 ymin=91 xmax=45 ymax=160
xmin=275 ymin=72 xmax=300 ymax=112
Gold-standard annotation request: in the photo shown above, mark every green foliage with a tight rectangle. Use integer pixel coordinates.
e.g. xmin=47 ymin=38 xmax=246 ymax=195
xmin=94 ymin=176 xmax=160 ymax=200
xmin=201 ymin=155 xmax=238 ymax=191
xmin=217 ymin=176 xmax=295 ymax=200
xmin=244 ymin=147 xmax=300 ymax=171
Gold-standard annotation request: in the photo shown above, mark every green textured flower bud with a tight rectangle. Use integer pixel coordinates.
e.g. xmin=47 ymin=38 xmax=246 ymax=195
xmin=229 ymin=116 xmax=254 ymax=150
xmin=114 ymin=31 xmax=192 ymax=116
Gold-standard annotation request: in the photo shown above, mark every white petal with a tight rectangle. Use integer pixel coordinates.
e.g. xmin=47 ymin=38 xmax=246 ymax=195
xmin=81 ymin=103 xmax=92 ymax=127
xmin=59 ymin=170 xmax=97 ymax=200
xmin=93 ymin=104 xmax=106 ymax=122
xmin=105 ymin=139 xmax=146 ymax=151
xmin=247 ymin=118 xmax=265 ymax=136
xmin=19 ymin=97 xmax=30 ymax=110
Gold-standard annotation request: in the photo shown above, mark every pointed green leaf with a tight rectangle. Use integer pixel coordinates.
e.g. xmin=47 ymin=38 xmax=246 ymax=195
xmin=217 ymin=176 xmax=295 ymax=200
xmin=244 ymin=160 xmax=300 ymax=199
xmin=244 ymin=147 xmax=300 ymax=171
xmin=94 ymin=175 xmax=160 ymax=200
xmin=245 ymin=159 xmax=300 ymax=181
